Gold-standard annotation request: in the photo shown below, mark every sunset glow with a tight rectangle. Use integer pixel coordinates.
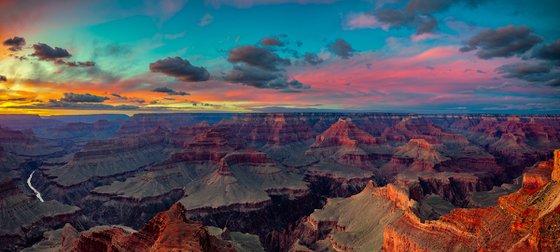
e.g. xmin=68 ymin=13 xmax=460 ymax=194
xmin=1 ymin=0 xmax=559 ymax=115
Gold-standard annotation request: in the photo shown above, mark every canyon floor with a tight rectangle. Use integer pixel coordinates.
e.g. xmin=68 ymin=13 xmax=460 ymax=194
xmin=0 ymin=113 xmax=559 ymax=251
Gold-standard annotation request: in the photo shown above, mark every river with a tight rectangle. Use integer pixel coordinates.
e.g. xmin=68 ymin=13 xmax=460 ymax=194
xmin=27 ymin=171 xmax=44 ymax=202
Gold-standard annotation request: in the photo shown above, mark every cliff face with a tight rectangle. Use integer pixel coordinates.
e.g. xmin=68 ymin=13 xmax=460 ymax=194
xmin=179 ymin=150 xmax=308 ymax=215
xmin=292 ymin=151 xmax=560 ymax=252
xmin=221 ymin=113 xmax=316 ymax=145
xmin=172 ymin=128 xmax=243 ymax=162
xmin=35 ymin=128 xmax=178 ymax=205
xmin=382 ymin=139 xmax=448 ymax=175
xmin=0 ymin=179 xmax=80 ymax=251
xmin=382 ymin=154 xmax=560 ymax=252
xmin=26 ymin=204 xmax=238 ymax=252
xmin=553 ymin=149 xmax=560 ymax=182
xmin=293 ymin=182 xmax=413 ymax=251
xmin=117 ymin=113 xmax=229 ymax=135
xmin=306 ymin=118 xmax=383 ymax=168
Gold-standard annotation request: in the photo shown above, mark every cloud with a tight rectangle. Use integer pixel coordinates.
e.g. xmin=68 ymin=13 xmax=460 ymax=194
xmin=152 ymin=87 xmax=190 ymax=96
xmin=260 ymin=37 xmax=284 ymax=47
xmin=225 ymin=45 xmax=308 ymax=89
xmin=11 ymin=102 xmax=139 ymax=110
xmin=62 ymin=61 xmax=96 ymax=67
xmin=345 ymin=13 xmax=384 ymax=30
xmin=31 ymin=43 xmax=72 ymax=60
xmin=198 ymin=13 xmax=214 ymax=26
xmin=149 ymin=57 xmax=210 ymax=82
xmin=372 ymin=0 xmax=489 ymax=34
xmin=328 ymin=39 xmax=355 ymax=59
xmin=405 ymin=0 xmax=488 ymax=13
xmin=532 ymin=39 xmax=560 ymax=61
xmin=3 ymin=36 xmax=26 ymax=51
xmin=496 ymin=62 xmax=559 ymax=86
xmin=227 ymin=45 xmax=290 ymax=70
xmin=29 ymin=42 xmax=95 ymax=67
xmin=112 ymin=93 xmax=125 ymax=99
xmin=303 ymin=53 xmax=324 ymax=65
xmin=460 ymin=25 xmax=543 ymax=59
xmin=0 ymin=98 xmax=28 ymax=102
xmin=60 ymin=92 xmax=109 ymax=103
xmin=110 ymin=93 xmax=144 ymax=104
xmin=415 ymin=15 xmax=437 ymax=35
xmin=0 ymin=75 xmax=6 ymax=82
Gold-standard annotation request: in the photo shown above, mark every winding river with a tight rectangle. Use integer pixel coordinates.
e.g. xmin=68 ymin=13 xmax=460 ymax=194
xmin=27 ymin=171 xmax=44 ymax=202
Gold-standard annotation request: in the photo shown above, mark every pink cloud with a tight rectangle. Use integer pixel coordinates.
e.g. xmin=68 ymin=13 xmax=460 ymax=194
xmin=344 ymin=13 xmax=387 ymax=30
xmin=279 ymin=46 xmax=552 ymax=109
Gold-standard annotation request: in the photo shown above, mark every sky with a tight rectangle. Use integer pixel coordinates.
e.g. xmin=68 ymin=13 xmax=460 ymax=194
xmin=0 ymin=0 xmax=559 ymax=115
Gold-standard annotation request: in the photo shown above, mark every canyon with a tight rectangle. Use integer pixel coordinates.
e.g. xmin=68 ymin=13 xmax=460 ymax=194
xmin=0 ymin=113 xmax=559 ymax=251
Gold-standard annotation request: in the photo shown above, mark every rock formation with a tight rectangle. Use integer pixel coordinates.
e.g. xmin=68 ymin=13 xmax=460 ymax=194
xmin=293 ymin=181 xmax=413 ymax=251
xmin=306 ymin=118 xmax=384 ymax=168
xmin=179 ymin=150 xmax=308 ymax=215
xmin=382 ymin=152 xmax=560 ymax=251
xmin=25 ymin=204 xmax=241 ymax=252
xmin=0 ymin=179 xmax=80 ymax=251
xmin=382 ymin=139 xmax=448 ymax=176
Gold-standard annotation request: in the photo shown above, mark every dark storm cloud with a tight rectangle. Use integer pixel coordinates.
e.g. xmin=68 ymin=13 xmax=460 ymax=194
xmin=303 ymin=53 xmax=324 ymax=65
xmin=60 ymin=92 xmax=109 ymax=103
xmin=0 ymin=75 xmax=7 ymax=82
xmin=532 ymin=39 xmax=560 ymax=61
xmin=260 ymin=37 xmax=284 ymax=47
xmin=328 ymin=39 xmax=355 ymax=59
xmin=460 ymin=25 xmax=543 ymax=59
xmin=227 ymin=46 xmax=290 ymax=70
xmin=374 ymin=0 xmax=489 ymax=34
xmin=152 ymin=87 xmax=190 ymax=96
xmin=31 ymin=43 xmax=72 ymax=60
xmin=3 ymin=36 xmax=26 ymax=51
xmin=225 ymin=45 xmax=308 ymax=89
xmin=496 ymin=62 xmax=560 ymax=87
xmin=149 ymin=57 xmax=210 ymax=82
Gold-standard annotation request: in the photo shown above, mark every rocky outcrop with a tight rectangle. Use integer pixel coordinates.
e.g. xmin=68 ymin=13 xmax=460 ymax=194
xmin=30 ymin=204 xmax=238 ymax=252
xmin=306 ymin=118 xmax=385 ymax=168
xmin=217 ymin=113 xmax=316 ymax=145
xmin=294 ymin=182 xmax=412 ymax=251
xmin=117 ymin=113 xmax=230 ymax=135
xmin=0 ymin=179 xmax=80 ymax=251
xmin=382 ymin=153 xmax=560 ymax=252
xmin=40 ymin=119 xmax=123 ymax=141
xmin=36 ymin=128 xmax=176 ymax=203
xmin=172 ymin=128 xmax=243 ymax=162
xmin=310 ymin=118 xmax=379 ymax=148
xmin=179 ymin=150 xmax=308 ymax=215
xmin=395 ymin=172 xmax=495 ymax=208
xmin=21 ymin=223 xmax=79 ymax=252
xmin=0 ymin=127 xmax=63 ymax=157
xmin=553 ymin=149 xmax=560 ymax=182
xmin=382 ymin=139 xmax=448 ymax=176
